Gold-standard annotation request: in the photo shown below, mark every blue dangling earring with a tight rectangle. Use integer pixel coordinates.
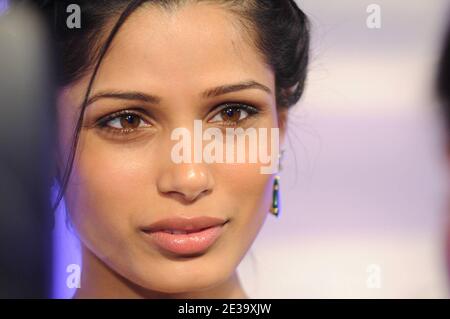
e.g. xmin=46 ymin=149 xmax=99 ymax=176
xmin=269 ymin=150 xmax=284 ymax=218
xmin=269 ymin=175 xmax=280 ymax=217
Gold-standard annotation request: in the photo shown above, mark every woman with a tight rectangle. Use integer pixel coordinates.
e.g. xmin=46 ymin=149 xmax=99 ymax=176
xmin=40 ymin=0 xmax=310 ymax=298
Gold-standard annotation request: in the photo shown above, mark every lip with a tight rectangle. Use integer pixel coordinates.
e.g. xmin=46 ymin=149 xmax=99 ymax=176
xmin=140 ymin=216 xmax=228 ymax=256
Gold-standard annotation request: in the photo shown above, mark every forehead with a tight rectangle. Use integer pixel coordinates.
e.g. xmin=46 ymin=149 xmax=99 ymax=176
xmin=94 ymin=2 xmax=274 ymax=95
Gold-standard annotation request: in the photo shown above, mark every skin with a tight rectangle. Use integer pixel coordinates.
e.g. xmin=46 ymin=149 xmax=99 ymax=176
xmin=57 ymin=2 xmax=287 ymax=298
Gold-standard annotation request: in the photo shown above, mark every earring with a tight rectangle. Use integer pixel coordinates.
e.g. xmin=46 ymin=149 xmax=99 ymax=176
xmin=269 ymin=175 xmax=280 ymax=217
xmin=269 ymin=150 xmax=284 ymax=217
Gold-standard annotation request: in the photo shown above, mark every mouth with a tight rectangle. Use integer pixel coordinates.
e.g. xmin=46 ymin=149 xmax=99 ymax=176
xmin=156 ymin=227 xmax=218 ymax=234
xmin=140 ymin=216 xmax=229 ymax=256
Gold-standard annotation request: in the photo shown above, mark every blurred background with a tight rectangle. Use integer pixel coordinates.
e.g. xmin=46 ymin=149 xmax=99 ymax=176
xmin=238 ymin=0 xmax=450 ymax=298
xmin=1 ymin=0 xmax=446 ymax=298
xmin=0 ymin=0 xmax=54 ymax=298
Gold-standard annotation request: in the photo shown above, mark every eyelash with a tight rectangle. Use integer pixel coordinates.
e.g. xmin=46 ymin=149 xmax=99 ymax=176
xmin=94 ymin=103 xmax=260 ymax=136
xmin=209 ymin=103 xmax=260 ymax=126
xmin=96 ymin=109 xmax=150 ymax=136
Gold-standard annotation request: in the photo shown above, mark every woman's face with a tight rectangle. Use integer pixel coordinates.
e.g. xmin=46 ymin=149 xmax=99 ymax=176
xmin=58 ymin=3 xmax=286 ymax=294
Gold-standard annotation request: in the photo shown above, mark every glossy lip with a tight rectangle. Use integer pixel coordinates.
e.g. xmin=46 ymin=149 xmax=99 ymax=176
xmin=141 ymin=216 xmax=228 ymax=233
xmin=140 ymin=216 xmax=229 ymax=256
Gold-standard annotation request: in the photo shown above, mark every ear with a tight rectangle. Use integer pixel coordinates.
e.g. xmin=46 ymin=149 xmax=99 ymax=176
xmin=277 ymin=107 xmax=289 ymax=149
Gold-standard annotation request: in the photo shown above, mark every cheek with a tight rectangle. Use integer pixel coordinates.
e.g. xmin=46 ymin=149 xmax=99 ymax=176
xmin=64 ymin=132 xmax=154 ymax=250
xmin=217 ymin=162 xmax=273 ymax=239
xmin=78 ymin=130 xmax=155 ymax=189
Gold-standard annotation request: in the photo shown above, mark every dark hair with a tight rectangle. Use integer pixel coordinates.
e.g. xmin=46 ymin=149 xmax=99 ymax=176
xmin=31 ymin=0 xmax=310 ymax=212
xmin=438 ymin=23 xmax=450 ymax=130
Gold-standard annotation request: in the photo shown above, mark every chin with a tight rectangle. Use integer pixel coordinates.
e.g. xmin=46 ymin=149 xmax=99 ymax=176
xmin=133 ymin=265 xmax=230 ymax=295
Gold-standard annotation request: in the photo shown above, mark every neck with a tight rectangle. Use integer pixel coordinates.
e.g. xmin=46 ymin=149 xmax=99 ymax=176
xmin=72 ymin=246 xmax=249 ymax=299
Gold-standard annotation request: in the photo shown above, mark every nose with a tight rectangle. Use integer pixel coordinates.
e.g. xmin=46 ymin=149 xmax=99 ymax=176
xmin=156 ymin=161 xmax=214 ymax=203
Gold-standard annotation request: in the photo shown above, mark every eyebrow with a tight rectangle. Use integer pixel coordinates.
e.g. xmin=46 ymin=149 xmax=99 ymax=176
xmin=85 ymin=80 xmax=272 ymax=106
xmin=86 ymin=91 xmax=161 ymax=106
xmin=201 ymin=80 xmax=272 ymax=98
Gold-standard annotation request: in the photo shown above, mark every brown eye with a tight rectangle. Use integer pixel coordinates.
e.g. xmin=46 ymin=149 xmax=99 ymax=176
xmin=209 ymin=104 xmax=259 ymax=125
xmin=100 ymin=112 xmax=150 ymax=131
xmin=221 ymin=107 xmax=241 ymax=122
xmin=119 ymin=114 xmax=141 ymax=129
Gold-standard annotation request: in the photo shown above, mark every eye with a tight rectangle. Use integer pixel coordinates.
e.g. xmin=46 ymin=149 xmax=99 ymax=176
xmin=97 ymin=111 xmax=151 ymax=132
xmin=209 ymin=103 xmax=259 ymax=125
